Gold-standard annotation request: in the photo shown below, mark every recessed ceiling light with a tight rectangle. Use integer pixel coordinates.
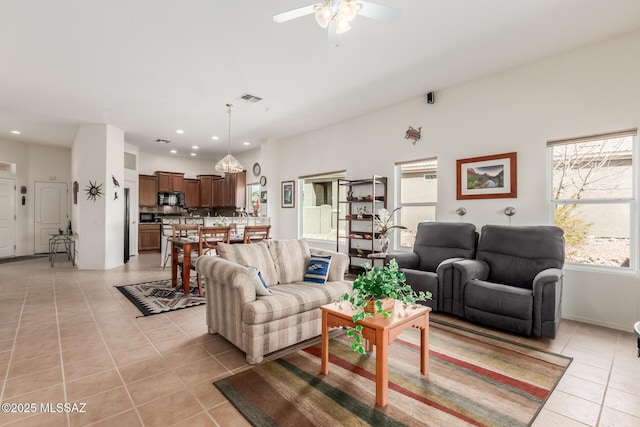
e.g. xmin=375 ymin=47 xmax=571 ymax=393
xmin=176 ymin=129 xmax=184 ymax=134
xmin=211 ymin=136 xmax=219 ymax=140
xmin=190 ymin=153 xmax=196 ymax=156
xmin=192 ymin=145 xmax=199 ymax=150
xmin=10 ymin=130 xmax=21 ymax=135
xmin=170 ymin=149 xmax=177 ymax=154
xmin=243 ymin=141 xmax=251 ymax=146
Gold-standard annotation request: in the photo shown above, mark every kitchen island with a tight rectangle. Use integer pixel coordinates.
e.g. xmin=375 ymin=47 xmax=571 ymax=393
xmin=159 ymin=216 xmax=270 ymax=267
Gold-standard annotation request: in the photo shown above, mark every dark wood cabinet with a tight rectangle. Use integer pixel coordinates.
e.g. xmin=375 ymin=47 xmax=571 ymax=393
xmin=225 ymin=171 xmax=246 ymax=208
xmin=198 ymin=175 xmax=213 ymax=207
xmin=184 ymin=178 xmax=200 ymax=208
xmin=139 ymin=174 xmax=157 ymax=207
xmin=156 ymin=171 xmax=185 ymax=192
xmin=212 ymin=177 xmax=225 ymax=207
xmin=138 ymin=223 xmax=161 ymax=252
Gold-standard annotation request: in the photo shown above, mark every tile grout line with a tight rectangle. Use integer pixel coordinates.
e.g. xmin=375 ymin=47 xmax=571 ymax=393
xmin=0 ymin=292 xmax=27 ymax=404
xmin=52 ymin=277 xmax=72 ymax=427
xmin=73 ymin=276 xmax=146 ymax=426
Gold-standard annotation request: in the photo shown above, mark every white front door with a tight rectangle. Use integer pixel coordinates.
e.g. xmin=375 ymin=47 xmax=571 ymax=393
xmin=34 ymin=181 xmax=68 ymax=254
xmin=0 ymin=178 xmax=16 ymax=258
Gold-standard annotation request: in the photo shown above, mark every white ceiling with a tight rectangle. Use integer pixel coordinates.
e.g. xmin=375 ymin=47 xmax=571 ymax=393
xmin=2 ymin=0 xmax=640 ymax=160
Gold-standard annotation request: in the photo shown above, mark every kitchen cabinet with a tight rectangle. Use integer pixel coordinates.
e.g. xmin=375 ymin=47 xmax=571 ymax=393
xmin=156 ymin=171 xmax=185 ymax=192
xmin=184 ymin=178 xmax=200 ymax=208
xmin=212 ymin=177 xmax=225 ymax=207
xmin=139 ymin=174 xmax=157 ymax=207
xmin=138 ymin=223 xmax=161 ymax=252
xmin=225 ymin=171 xmax=246 ymax=208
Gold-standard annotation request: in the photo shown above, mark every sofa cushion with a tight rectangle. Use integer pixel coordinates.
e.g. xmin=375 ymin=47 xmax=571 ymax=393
xmin=217 ymin=241 xmax=278 ymax=286
xmin=242 ymin=280 xmax=352 ymax=324
xmin=304 ymin=254 xmax=332 ymax=284
xmin=268 ymin=239 xmax=310 ymax=284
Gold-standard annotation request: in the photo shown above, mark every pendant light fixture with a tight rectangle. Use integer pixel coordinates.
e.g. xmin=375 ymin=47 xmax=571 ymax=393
xmin=215 ymin=103 xmax=244 ymax=174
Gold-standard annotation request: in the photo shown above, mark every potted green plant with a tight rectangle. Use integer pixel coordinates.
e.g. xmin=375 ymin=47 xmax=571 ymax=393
xmin=339 ymin=259 xmax=431 ymax=353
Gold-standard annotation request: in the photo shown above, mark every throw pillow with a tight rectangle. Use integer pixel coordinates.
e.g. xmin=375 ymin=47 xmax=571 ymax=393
xmin=246 ymin=266 xmax=272 ymax=296
xmin=304 ymin=253 xmax=332 ymax=284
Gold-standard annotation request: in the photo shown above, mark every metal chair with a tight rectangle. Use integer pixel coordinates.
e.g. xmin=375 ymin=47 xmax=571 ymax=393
xmin=161 ymin=217 xmax=182 ymax=270
xmin=243 ymin=225 xmax=271 ymax=244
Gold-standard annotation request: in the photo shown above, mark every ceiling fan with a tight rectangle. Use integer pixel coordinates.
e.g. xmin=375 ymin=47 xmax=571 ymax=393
xmin=273 ymin=0 xmax=401 ymax=47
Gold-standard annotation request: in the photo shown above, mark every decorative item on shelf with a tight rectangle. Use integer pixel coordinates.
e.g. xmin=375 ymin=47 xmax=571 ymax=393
xmin=84 ymin=180 xmax=103 ymax=202
xmin=338 ymin=259 xmax=431 ymax=353
xmin=404 ymin=126 xmax=422 ymax=145
xmin=373 ymin=207 xmax=406 ymax=255
xmin=215 ymin=103 xmax=244 ymax=174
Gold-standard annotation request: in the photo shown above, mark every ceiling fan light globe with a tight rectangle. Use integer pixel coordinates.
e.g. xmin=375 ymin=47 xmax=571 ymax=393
xmin=335 ymin=19 xmax=351 ymax=34
xmin=315 ymin=10 xmax=330 ymax=28
xmin=338 ymin=0 xmax=358 ymax=22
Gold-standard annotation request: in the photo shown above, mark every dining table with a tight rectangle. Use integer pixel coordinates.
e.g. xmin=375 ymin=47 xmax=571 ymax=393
xmin=170 ymin=234 xmax=244 ymax=295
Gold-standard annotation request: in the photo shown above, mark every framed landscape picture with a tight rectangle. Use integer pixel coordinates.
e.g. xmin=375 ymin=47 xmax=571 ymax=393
xmin=281 ymin=180 xmax=295 ymax=208
xmin=456 ymin=152 xmax=517 ymax=200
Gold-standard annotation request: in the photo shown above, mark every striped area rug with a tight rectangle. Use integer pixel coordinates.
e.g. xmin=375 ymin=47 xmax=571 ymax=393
xmin=214 ymin=321 xmax=571 ymax=427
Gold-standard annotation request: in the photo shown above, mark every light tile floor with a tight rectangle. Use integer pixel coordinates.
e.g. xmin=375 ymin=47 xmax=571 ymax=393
xmin=0 ymin=253 xmax=638 ymax=426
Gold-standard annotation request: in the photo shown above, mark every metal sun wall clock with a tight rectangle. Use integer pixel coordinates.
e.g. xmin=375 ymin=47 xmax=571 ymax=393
xmin=84 ymin=180 xmax=103 ymax=202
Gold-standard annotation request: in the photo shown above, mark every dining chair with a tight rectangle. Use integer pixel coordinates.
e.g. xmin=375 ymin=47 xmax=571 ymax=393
xmin=192 ymin=226 xmax=231 ymax=296
xmin=173 ymin=223 xmax=201 ymax=294
xmin=243 ymin=225 xmax=271 ymax=244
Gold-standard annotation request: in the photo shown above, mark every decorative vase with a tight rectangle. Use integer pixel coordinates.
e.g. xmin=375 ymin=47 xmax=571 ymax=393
xmin=379 ymin=235 xmax=389 ymax=254
xmin=364 ymin=297 xmax=395 ymax=314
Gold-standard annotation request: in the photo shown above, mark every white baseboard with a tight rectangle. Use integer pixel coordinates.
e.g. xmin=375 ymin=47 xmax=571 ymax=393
xmin=562 ymin=314 xmax=632 ymax=333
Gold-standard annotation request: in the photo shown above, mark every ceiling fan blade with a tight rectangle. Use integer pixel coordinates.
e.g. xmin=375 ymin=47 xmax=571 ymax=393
xmin=356 ymin=1 xmax=401 ymax=22
xmin=326 ymin=20 xmax=339 ymax=47
xmin=273 ymin=4 xmax=318 ymax=23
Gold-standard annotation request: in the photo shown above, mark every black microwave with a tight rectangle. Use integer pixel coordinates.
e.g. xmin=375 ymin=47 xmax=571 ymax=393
xmin=140 ymin=212 xmax=156 ymax=223
xmin=158 ymin=191 xmax=185 ymax=207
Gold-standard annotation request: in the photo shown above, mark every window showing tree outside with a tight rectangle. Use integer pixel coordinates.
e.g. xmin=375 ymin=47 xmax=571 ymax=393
xmin=396 ymin=159 xmax=438 ymax=248
xmin=301 ymin=171 xmax=346 ymax=241
xmin=549 ymin=130 xmax=636 ymax=269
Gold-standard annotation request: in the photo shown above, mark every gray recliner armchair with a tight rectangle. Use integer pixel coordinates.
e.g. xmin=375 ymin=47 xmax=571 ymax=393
xmin=385 ymin=222 xmax=478 ymax=312
xmin=453 ymin=225 xmax=565 ymax=339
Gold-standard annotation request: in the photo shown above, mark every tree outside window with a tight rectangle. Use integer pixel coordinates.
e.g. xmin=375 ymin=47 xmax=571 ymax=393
xmin=549 ymin=130 xmax=635 ymax=268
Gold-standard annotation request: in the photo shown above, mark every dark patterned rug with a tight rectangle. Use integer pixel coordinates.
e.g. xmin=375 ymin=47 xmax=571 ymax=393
xmin=115 ymin=278 xmax=205 ymax=316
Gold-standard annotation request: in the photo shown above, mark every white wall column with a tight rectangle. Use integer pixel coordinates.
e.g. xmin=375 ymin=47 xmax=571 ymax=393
xmin=71 ymin=124 xmax=124 ymax=270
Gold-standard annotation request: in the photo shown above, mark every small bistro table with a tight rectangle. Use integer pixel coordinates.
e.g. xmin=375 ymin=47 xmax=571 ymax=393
xmin=320 ymin=301 xmax=431 ymax=407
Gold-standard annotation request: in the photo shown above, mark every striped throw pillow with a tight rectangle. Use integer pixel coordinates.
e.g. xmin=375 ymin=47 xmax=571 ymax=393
xmin=303 ymin=254 xmax=332 ymax=284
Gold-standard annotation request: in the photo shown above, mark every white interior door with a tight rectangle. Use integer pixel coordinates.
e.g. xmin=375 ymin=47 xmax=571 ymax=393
xmin=34 ymin=181 xmax=68 ymax=254
xmin=0 ymin=178 xmax=16 ymax=258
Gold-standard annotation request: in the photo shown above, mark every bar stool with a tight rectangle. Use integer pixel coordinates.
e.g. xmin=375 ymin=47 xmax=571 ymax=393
xmin=161 ymin=217 xmax=182 ymax=270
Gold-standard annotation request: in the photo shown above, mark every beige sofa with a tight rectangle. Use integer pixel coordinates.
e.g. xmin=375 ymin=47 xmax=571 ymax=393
xmin=196 ymin=239 xmax=352 ymax=364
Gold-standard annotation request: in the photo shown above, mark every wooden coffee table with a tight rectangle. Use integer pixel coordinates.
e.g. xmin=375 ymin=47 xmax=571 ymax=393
xmin=320 ymin=301 xmax=431 ymax=406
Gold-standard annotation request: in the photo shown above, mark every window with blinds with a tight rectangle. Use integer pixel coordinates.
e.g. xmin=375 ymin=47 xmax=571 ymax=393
xmin=548 ymin=128 xmax=637 ymax=269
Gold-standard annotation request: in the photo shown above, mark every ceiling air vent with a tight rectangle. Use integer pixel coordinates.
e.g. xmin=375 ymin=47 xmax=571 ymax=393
xmin=238 ymin=93 xmax=263 ymax=104
xmin=156 ymin=139 xmax=171 ymax=144
xmin=423 ymin=174 xmax=437 ymax=180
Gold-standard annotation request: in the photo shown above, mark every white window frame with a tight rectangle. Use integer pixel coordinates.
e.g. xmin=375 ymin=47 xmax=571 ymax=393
xmin=299 ymin=170 xmax=346 ymax=243
xmin=547 ymin=128 xmax=637 ymax=273
xmin=394 ymin=158 xmax=438 ymax=251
